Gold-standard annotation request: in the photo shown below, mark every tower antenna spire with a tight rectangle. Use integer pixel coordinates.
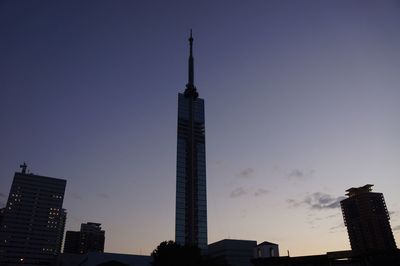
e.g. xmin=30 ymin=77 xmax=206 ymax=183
xmin=188 ymin=29 xmax=194 ymax=86
xmin=184 ymin=29 xmax=198 ymax=98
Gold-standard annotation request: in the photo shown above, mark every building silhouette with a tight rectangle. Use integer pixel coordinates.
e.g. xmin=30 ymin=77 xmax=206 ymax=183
xmin=207 ymin=239 xmax=257 ymax=266
xmin=58 ymin=252 xmax=151 ymax=266
xmin=64 ymin=231 xmax=81 ymax=254
xmin=175 ymin=31 xmax=207 ymax=249
xmin=252 ymin=250 xmax=400 ymax=266
xmin=0 ymin=208 xmax=4 ymax=227
xmin=340 ymin=184 xmax=397 ymax=253
xmin=64 ymin=222 xmax=105 ymax=254
xmin=254 ymin=241 xmax=279 ymax=258
xmin=0 ymin=163 xmax=67 ymax=265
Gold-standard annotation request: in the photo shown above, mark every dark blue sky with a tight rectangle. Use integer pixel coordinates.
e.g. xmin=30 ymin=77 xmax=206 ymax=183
xmin=1 ymin=0 xmax=400 ymax=255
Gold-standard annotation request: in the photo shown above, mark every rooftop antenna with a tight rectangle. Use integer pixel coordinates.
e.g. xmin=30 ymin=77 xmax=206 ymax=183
xmin=188 ymin=29 xmax=194 ymax=86
xmin=184 ymin=29 xmax=198 ymax=99
xmin=20 ymin=162 xmax=27 ymax=174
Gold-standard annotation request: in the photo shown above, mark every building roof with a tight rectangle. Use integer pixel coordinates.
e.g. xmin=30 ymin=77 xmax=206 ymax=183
xmin=345 ymin=184 xmax=374 ymax=197
xmin=257 ymin=241 xmax=278 ymax=247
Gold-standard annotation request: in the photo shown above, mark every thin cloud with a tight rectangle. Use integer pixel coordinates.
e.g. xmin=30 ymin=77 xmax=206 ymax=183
xmin=240 ymin=209 xmax=247 ymax=219
xmin=287 ymin=169 xmax=315 ymax=180
xmin=0 ymin=192 xmax=6 ymax=198
xmin=329 ymin=223 xmax=346 ymax=234
xmin=330 ymin=223 xmax=345 ymax=230
xmin=272 ymin=165 xmax=281 ymax=173
xmin=306 ymin=215 xmax=345 ymax=232
xmin=393 ymin=225 xmax=400 ymax=231
xmin=96 ymin=192 xmax=109 ymax=199
xmin=305 ymin=192 xmax=345 ymax=210
xmin=214 ymin=160 xmax=223 ymax=165
xmin=307 ymin=214 xmax=339 ymax=222
xmin=70 ymin=192 xmax=83 ymax=200
xmin=254 ymin=188 xmax=269 ymax=197
xmin=287 ymin=192 xmax=345 ymax=210
xmin=325 ymin=213 xmax=340 ymax=219
xmin=287 ymin=198 xmax=302 ymax=208
xmin=230 ymin=187 xmax=247 ymax=198
xmin=237 ymin=168 xmax=255 ymax=178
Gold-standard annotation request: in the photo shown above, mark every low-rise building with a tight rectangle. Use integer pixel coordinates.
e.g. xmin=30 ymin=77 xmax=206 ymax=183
xmin=251 ymin=250 xmax=400 ymax=266
xmin=58 ymin=252 xmax=151 ymax=266
xmin=207 ymin=239 xmax=257 ymax=266
xmin=254 ymin=241 xmax=279 ymax=258
xmin=64 ymin=222 xmax=105 ymax=254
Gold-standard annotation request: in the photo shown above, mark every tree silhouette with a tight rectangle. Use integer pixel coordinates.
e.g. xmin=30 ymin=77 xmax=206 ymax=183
xmin=151 ymin=240 xmax=204 ymax=266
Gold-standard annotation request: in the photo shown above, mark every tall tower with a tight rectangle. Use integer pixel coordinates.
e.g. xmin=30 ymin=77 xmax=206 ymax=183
xmin=175 ymin=31 xmax=208 ymax=249
xmin=340 ymin=184 xmax=397 ymax=253
xmin=0 ymin=164 xmax=67 ymax=265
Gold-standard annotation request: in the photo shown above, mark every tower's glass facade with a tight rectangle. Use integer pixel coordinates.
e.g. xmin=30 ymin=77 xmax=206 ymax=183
xmin=175 ymin=32 xmax=207 ymax=249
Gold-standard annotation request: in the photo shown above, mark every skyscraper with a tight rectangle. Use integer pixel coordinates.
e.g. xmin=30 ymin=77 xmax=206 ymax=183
xmin=340 ymin=184 xmax=397 ymax=253
xmin=175 ymin=31 xmax=207 ymax=249
xmin=0 ymin=164 xmax=67 ymax=265
xmin=0 ymin=208 xmax=4 ymax=227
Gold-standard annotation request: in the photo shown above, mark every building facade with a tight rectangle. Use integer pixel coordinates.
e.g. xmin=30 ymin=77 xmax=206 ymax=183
xmin=0 ymin=164 xmax=67 ymax=265
xmin=64 ymin=231 xmax=81 ymax=254
xmin=340 ymin=184 xmax=397 ymax=253
xmin=175 ymin=31 xmax=207 ymax=249
xmin=207 ymin=239 xmax=257 ymax=266
xmin=64 ymin=222 xmax=105 ymax=254
xmin=252 ymin=250 xmax=400 ymax=266
xmin=0 ymin=208 xmax=4 ymax=227
xmin=254 ymin=241 xmax=279 ymax=259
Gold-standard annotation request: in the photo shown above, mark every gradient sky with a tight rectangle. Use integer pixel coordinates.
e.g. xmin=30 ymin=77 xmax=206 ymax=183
xmin=1 ymin=0 xmax=400 ymax=257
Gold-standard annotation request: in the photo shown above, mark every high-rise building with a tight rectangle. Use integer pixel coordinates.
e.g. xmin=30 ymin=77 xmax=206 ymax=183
xmin=56 ymin=208 xmax=67 ymax=257
xmin=340 ymin=184 xmax=397 ymax=253
xmin=0 ymin=163 xmax=67 ymax=265
xmin=0 ymin=208 xmax=4 ymax=227
xmin=63 ymin=231 xmax=81 ymax=254
xmin=175 ymin=31 xmax=207 ymax=249
xmin=64 ymin=222 xmax=105 ymax=254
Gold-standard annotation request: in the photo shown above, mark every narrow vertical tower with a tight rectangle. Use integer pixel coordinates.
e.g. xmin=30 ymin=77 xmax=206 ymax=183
xmin=175 ymin=31 xmax=207 ymax=249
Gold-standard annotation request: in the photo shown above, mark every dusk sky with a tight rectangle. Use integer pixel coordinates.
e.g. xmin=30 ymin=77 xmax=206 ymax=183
xmin=1 ymin=0 xmax=400 ymax=256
